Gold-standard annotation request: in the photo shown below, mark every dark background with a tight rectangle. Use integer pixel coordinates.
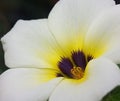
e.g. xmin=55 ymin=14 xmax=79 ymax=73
xmin=0 ymin=0 xmax=120 ymax=73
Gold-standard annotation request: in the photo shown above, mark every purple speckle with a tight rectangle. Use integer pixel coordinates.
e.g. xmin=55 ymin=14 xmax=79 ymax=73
xmin=72 ymin=51 xmax=86 ymax=70
xmin=87 ymin=55 xmax=93 ymax=62
xmin=58 ymin=57 xmax=73 ymax=78
xmin=56 ymin=73 xmax=64 ymax=77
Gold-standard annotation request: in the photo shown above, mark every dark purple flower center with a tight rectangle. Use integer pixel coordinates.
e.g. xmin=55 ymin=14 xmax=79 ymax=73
xmin=57 ymin=51 xmax=93 ymax=79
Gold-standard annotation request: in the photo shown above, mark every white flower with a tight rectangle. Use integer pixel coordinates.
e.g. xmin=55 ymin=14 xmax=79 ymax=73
xmin=0 ymin=0 xmax=120 ymax=101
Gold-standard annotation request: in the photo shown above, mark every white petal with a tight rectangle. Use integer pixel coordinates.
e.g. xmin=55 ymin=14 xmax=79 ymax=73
xmin=49 ymin=58 xmax=120 ymax=101
xmin=1 ymin=19 xmax=61 ymax=69
xmin=84 ymin=5 xmax=120 ymax=63
xmin=0 ymin=68 xmax=63 ymax=101
xmin=48 ymin=0 xmax=115 ymax=50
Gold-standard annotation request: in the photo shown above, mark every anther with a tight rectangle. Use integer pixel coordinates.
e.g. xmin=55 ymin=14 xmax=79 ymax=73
xmin=71 ymin=67 xmax=84 ymax=79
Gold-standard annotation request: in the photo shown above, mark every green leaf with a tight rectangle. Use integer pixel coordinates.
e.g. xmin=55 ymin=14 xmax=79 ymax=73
xmin=102 ymin=63 xmax=120 ymax=101
xmin=102 ymin=86 xmax=120 ymax=101
xmin=118 ymin=64 xmax=120 ymax=68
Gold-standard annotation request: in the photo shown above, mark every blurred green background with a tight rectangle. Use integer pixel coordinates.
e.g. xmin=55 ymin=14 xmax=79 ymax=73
xmin=0 ymin=0 xmax=120 ymax=101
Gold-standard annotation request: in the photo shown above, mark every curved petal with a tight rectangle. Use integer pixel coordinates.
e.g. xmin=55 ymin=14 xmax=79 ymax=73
xmin=49 ymin=58 xmax=120 ymax=101
xmin=0 ymin=68 xmax=63 ymax=101
xmin=48 ymin=0 xmax=115 ymax=50
xmin=1 ymin=19 xmax=62 ymax=69
xmin=84 ymin=5 xmax=120 ymax=63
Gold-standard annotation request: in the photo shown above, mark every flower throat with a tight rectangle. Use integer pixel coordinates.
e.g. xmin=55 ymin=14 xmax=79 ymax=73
xmin=57 ymin=51 xmax=93 ymax=79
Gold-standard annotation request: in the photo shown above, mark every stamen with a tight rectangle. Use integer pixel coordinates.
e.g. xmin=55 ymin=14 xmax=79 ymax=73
xmin=71 ymin=67 xmax=84 ymax=79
